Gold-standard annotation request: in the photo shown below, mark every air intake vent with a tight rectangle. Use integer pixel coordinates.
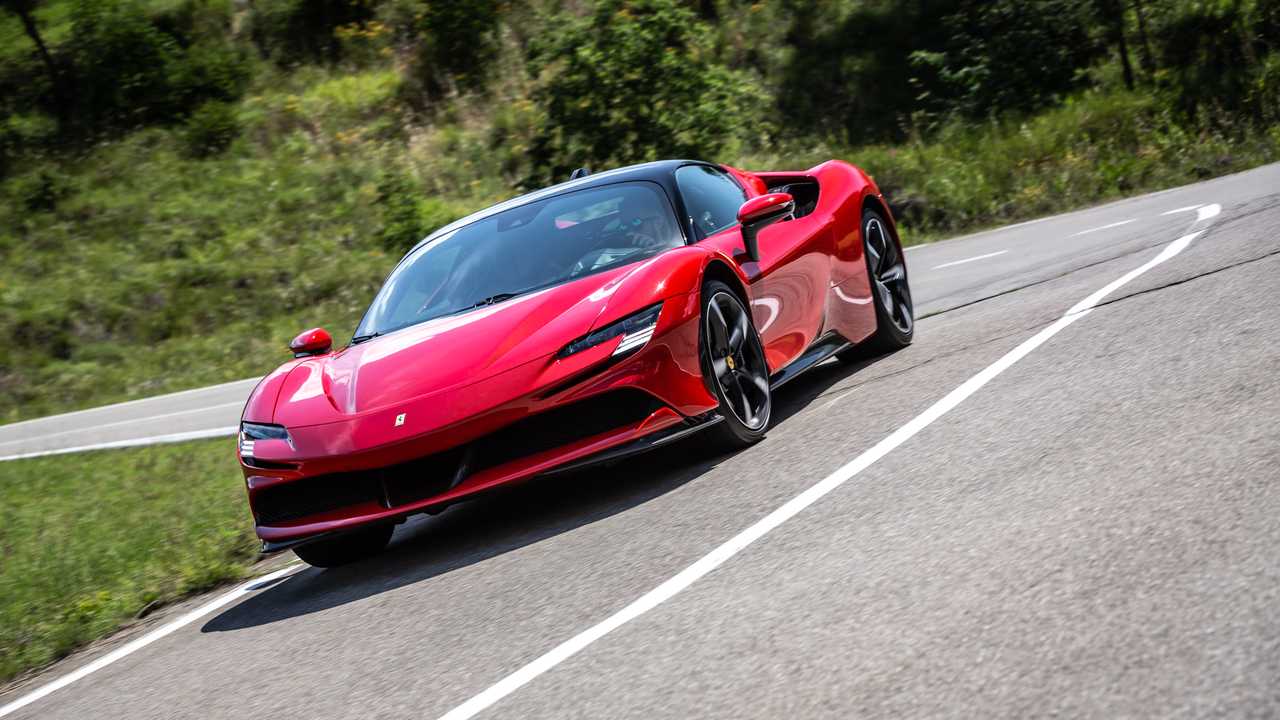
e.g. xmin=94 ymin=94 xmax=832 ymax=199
xmin=251 ymin=389 xmax=666 ymax=525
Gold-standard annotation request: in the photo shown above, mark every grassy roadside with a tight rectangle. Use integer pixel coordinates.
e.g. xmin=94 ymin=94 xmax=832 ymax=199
xmin=0 ymin=438 xmax=259 ymax=684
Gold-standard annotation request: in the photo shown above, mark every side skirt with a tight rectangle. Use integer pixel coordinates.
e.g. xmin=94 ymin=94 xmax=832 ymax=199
xmin=768 ymin=332 xmax=851 ymax=390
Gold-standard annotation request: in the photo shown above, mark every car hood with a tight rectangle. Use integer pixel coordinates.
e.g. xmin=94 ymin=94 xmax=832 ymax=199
xmin=272 ymin=267 xmax=637 ymax=428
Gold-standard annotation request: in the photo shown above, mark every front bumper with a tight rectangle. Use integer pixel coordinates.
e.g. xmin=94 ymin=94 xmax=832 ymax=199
xmin=242 ymin=302 xmax=720 ymax=548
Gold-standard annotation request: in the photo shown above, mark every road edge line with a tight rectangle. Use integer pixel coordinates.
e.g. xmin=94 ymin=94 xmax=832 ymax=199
xmin=0 ymin=563 xmax=304 ymax=718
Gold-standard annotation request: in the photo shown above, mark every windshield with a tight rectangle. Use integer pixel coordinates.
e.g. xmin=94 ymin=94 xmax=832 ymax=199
xmin=353 ymin=181 xmax=682 ymax=340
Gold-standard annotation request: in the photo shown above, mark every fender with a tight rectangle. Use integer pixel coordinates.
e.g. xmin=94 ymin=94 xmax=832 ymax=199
xmin=241 ymin=359 xmax=302 ymax=424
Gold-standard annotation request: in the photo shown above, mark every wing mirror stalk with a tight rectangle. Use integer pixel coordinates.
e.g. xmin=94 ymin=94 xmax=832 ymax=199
xmin=736 ymin=192 xmax=796 ymax=262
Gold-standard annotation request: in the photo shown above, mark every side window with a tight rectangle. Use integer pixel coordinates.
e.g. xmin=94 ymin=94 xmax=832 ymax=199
xmin=675 ymin=165 xmax=747 ymax=239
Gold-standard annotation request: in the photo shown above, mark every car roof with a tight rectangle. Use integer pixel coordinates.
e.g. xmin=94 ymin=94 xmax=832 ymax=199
xmin=408 ymin=159 xmax=710 ymax=254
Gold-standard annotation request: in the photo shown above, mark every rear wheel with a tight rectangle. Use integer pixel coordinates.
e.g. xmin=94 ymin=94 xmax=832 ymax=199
xmin=699 ymin=280 xmax=771 ymax=448
xmin=293 ymin=523 xmax=394 ymax=568
xmin=839 ymin=208 xmax=913 ymax=361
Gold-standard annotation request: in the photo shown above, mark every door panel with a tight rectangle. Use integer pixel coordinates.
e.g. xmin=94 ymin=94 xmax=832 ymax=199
xmin=702 ymin=215 xmax=833 ymax=374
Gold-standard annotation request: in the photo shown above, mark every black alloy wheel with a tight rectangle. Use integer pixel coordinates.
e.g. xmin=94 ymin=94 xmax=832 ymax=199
xmin=700 ymin=280 xmax=771 ymax=447
xmin=841 ymin=208 xmax=914 ymax=360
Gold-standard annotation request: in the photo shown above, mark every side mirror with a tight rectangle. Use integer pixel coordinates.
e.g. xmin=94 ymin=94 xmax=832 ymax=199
xmin=737 ymin=192 xmax=795 ymax=262
xmin=289 ymin=327 xmax=332 ymax=358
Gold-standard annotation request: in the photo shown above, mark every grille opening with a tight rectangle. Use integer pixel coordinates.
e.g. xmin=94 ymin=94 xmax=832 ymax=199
xmin=253 ymin=389 xmax=665 ymax=525
xmin=381 ymin=445 xmax=468 ymax=508
xmin=254 ymin=472 xmax=382 ymax=525
xmin=472 ymin=389 xmax=663 ymax=472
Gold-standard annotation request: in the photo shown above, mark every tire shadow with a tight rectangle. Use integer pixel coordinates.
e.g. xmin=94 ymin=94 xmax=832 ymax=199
xmin=202 ymin=350 xmax=892 ymax=633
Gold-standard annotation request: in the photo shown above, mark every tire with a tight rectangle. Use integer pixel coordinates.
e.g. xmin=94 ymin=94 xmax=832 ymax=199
xmin=293 ymin=523 xmax=394 ymax=568
xmin=699 ymin=280 xmax=771 ymax=449
xmin=838 ymin=207 xmax=914 ymax=361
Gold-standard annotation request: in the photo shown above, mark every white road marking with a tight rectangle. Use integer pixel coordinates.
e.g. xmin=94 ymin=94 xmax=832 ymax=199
xmin=1070 ymin=219 xmax=1136 ymax=237
xmin=931 ymin=250 xmax=1008 ymax=270
xmin=0 ymin=426 xmax=238 ymax=463
xmin=0 ymin=563 xmax=305 ymax=718
xmin=1162 ymin=205 xmax=1203 ymax=215
xmin=0 ymin=401 xmax=245 ymax=451
xmin=434 ymin=209 xmax=1222 ymax=720
xmin=0 ymin=377 xmax=257 ymax=431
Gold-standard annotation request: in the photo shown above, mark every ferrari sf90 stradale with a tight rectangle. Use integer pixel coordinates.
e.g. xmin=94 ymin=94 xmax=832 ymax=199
xmin=238 ymin=159 xmax=913 ymax=566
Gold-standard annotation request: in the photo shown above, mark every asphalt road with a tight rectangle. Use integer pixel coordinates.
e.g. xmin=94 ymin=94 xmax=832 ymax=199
xmin=4 ymin=162 xmax=1280 ymax=718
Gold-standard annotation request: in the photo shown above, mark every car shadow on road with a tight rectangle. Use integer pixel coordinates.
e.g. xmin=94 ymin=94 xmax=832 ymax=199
xmin=202 ymin=350 xmax=890 ymax=634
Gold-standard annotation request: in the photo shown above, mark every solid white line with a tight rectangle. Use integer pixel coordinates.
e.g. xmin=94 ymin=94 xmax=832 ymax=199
xmin=0 ymin=401 xmax=245 ymax=451
xmin=0 ymin=377 xmax=258 ymax=432
xmin=0 ymin=426 xmax=239 ymax=463
xmin=0 ymin=563 xmax=305 ymax=718
xmin=931 ymin=250 xmax=1008 ymax=270
xmin=434 ymin=211 xmax=1221 ymax=720
xmin=1070 ymin=219 xmax=1136 ymax=237
xmin=1161 ymin=205 xmax=1202 ymax=215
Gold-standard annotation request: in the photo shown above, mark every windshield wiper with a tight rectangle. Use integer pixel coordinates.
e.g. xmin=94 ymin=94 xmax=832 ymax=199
xmin=465 ymin=290 xmax=526 ymax=310
xmin=350 ymin=331 xmax=382 ymax=345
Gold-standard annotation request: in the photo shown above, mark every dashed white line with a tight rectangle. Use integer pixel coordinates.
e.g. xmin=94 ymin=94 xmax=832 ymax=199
xmin=434 ymin=206 xmax=1223 ymax=720
xmin=931 ymin=250 xmax=1008 ymax=270
xmin=0 ymin=563 xmax=305 ymax=718
xmin=0 ymin=426 xmax=239 ymax=463
xmin=1070 ymin=219 xmax=1137 ymax=236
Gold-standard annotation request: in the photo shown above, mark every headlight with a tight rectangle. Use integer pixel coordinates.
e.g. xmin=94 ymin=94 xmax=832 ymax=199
xmin=239 ymin=422 xmax=291 ymax=458
xmin=558 ymin=303 xmax=662 ymax=359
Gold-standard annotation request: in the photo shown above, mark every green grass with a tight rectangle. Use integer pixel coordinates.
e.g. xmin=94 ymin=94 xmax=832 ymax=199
xmin=0 ymin=439 xmax=259 ymax=683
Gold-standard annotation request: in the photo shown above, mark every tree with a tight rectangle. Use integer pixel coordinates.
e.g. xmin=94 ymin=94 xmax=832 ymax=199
xmin=1131 ymin=0 xmax=1156 ymax=79
xmin=1 ymin=0 xmax=72 ymax=123
xmin=527 ymin=0 xmax=763 ymax=180
xmin=1096 ymin=0 xmax=1136 ymax=90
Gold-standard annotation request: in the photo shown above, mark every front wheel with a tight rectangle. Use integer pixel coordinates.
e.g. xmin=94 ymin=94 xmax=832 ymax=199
xmin=293 ymin=523 xmax=394 ymax=568
xmin=839 ymin=208 xmax=914 ymax=361
xmin=699 ymin=280 xmax=772 ymax=449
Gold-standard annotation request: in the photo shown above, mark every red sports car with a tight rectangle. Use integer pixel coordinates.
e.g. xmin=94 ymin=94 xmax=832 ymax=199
xmin=238 ymin=159 xmax=913 ymax=566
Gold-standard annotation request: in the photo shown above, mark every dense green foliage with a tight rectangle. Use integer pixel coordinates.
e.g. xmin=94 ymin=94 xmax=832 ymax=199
xmin=0 ymin=439 xmax=259 ymax=682
xmin=526 ymin=0 xmax=763 ymax=180
xmin=0 ymin=0 xmax=1276 ymax=422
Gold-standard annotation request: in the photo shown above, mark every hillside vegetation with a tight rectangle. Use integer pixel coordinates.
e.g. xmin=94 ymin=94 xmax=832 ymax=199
xmin=1 ymin=0 xmax=1278 ymax=420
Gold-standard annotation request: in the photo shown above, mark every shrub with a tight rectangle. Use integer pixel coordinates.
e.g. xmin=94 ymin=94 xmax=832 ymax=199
xmin=63 ymin=0 xmax=251 ymax=132
xmin=375 ymin=170 xmax=465 ymax=251
xmin=527 ymin=0 xmax=765 ymax=181
xmin=399 ymin=0 xmax=501 ymax=104
xmin=182 ymin=100 xmax=239 ymax=157
xmin=68 ymin=0 xmax=184 ymax=126
xmin=246 ymin=0 xmax=376 ymax=65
